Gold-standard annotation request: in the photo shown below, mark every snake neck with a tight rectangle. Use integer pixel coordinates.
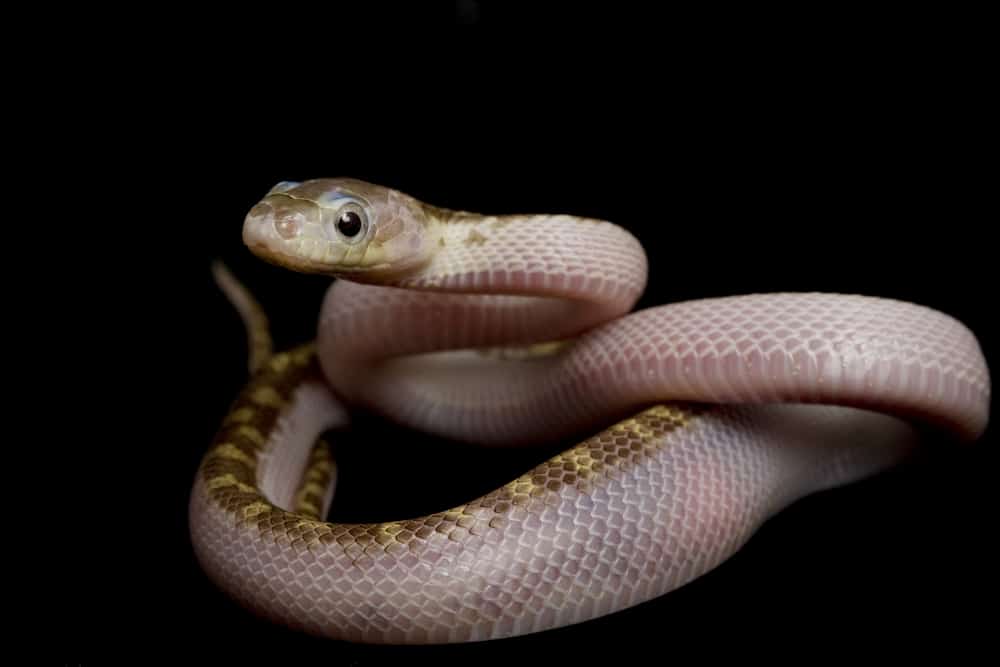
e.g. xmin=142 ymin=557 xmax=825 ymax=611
xmin=402 ymin=205 xmax=649 ymax=308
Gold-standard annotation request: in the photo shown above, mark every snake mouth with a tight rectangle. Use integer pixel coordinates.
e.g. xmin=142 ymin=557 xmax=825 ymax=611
xmin=244 ymin=237 xmax=395 ymax=278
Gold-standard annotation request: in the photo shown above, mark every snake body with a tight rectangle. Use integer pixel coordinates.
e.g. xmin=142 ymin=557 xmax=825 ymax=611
xmin=191 ymin=178 xmax=990 ymax=643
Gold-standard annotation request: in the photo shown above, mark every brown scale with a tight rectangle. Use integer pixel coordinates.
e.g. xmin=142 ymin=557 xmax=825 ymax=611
xmin=204 ymin=265 xmax=703 ymax=556
xmin=203 ymin=345 xmax=700 ymax=558
xmin=200 ymin=345 xmax=321 ymax=517
xmin=291 ymin=437 xmax=335 ymax=519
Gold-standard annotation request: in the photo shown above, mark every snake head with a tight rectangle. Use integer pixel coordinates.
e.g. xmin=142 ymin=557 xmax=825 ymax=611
xmin=243 ymin=178 xmax=435 ymax=278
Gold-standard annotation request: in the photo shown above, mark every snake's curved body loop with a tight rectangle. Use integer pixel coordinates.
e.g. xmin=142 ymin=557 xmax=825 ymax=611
xmin=191 ymin=179 xmax=990 ymax=644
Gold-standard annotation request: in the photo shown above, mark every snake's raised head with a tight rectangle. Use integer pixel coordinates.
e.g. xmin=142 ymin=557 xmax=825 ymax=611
xmin=243 ymin=178 xmax=435 ymax=279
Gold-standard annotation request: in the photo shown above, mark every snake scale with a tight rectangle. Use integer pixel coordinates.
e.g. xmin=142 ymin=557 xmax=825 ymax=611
xmin=190 ymin=178 xmax=990 ymax=644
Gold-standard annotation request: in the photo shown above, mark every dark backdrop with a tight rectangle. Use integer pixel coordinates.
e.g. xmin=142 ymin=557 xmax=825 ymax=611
xmin=77 ymin=20 xmax=996 ymax=664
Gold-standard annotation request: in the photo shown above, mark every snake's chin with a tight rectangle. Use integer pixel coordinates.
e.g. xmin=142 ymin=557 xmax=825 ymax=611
xmin=243 ymin=241 xmax=315 ymax=275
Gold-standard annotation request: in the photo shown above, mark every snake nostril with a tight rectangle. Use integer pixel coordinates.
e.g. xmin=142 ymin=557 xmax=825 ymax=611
xmin=274 ymin=214 xmax=301 ymax=240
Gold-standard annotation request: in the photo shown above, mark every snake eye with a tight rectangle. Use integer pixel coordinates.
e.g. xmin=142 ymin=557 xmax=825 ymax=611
xmin=337 ymin=211 xmax=363 ymax=237
xmin=325 ymin=200 xmax=369 ymax=244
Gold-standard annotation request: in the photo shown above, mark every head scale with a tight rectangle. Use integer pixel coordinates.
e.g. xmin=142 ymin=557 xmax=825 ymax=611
xmin=243 ymin=178 xmax=435 ymax=279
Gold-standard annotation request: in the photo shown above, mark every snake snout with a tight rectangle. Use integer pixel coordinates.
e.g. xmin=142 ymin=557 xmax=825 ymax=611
xmin=243 ymin=196 xmax=338 ymax=272
xmin=244 ymin=202 xmax=277 ymax=236
xmin=272 ymin=211 xmax=303 ymax=240
xmin=244 ymin=198 xmax=322 ymax=244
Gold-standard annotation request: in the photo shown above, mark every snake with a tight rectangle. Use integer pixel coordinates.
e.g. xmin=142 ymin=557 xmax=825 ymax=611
xmin=190 ymin=178 xmax=990 ymax=644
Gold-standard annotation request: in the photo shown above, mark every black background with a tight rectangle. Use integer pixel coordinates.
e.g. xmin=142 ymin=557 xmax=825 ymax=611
xmin=70 ymin=7 xmax=996 ymax=663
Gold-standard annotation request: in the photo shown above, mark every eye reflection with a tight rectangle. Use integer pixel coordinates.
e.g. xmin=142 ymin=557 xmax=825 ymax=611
xmin=337 ymin=211 xmax=363 ymax=237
